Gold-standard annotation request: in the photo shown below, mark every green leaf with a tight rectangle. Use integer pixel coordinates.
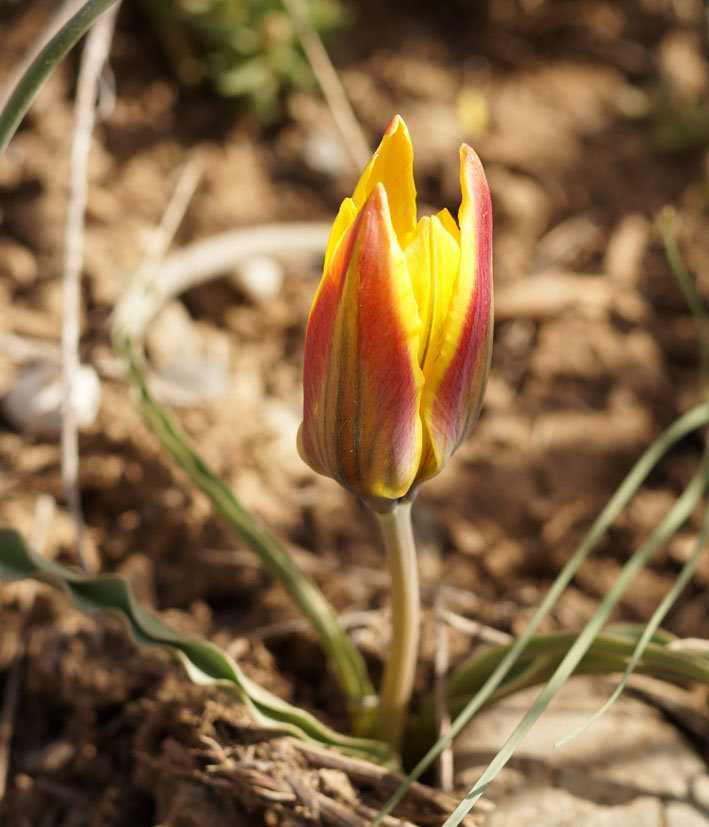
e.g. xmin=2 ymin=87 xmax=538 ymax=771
xmin=114 ymin=337 xmax=377 ymax=736
xmin=0 ymin=0 xmax=120 ymax=157
xmin=0 ymin=528 xmax=396 ymax=769
xmin=408 ymin=626 xmax=709 ymax=760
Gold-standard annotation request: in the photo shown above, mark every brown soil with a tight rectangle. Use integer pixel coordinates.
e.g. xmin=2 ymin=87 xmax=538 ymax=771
xmin=1 ymin=0 xmax=709 ymax=825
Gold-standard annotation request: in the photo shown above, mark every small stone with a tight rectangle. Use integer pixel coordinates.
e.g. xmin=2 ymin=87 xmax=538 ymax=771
xmin=665 ymin=802 xmax=709 ymax=827
xmin=233 ymin=255 xmax=284 ymax=302
xmin=604 ymin=213 xmax=649 ymax=284
xmin=2 ymin=362 xmax=101 ymax=435
xmin=692 ymin=775 xmax=709 ymax=810
xmin=483 ymin=787 xmax=593 ymax=827
xmin=302 ymin=127 xmax=349 ymax=177
xmin=0 ymin=238 xmax=38 ymax=286
xmin=455 ymin=678 xmax=708 ymax=825
xmin=575 ymin=797 xmax=663 ymax=827
xmin=146 ymin=301 xmax=229 ymax=402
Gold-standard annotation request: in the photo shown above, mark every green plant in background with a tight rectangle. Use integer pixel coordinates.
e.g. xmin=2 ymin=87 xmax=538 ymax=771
xmin=646 ymin=81 xmax=709 ymax=154
xmin=139 ymin=0 xmax=347 ymax=119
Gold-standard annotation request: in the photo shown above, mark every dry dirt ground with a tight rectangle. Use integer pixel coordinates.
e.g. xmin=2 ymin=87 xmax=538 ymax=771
xmin=1 ymin=0 xmax=709 ymax=825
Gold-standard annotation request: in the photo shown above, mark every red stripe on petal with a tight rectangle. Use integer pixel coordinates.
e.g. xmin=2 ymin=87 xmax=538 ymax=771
xmin=301 ymin=185 xmax=424 ymax=502
xmin=417 ymin=144 xmax=493 ymax=483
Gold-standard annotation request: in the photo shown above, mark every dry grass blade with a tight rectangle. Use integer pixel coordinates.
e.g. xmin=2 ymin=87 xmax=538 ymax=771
xmin=61 ymin=2 xmax=120 ymax=573
xmin=280 ymin=0 xmax=370 ymax=171
xmin=434 ymin=590 xmax=453 ymax=792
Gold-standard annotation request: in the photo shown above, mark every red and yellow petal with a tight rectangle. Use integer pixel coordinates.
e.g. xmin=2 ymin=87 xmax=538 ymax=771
xmin=323 ymin=196 xmax=358 ymax=276
xmin=299 ymin=184 xmax=424 ymax=503
xmin=416 ymin=144 xmax=493 ymax=483
xmin=352 ymin=116 xmax=417 ymax=248
xmin=404 ymin=215 xmax=460 ymax=371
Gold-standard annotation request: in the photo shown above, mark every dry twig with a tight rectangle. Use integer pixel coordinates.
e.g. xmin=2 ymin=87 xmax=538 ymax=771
xmin=61 ymin=2 xmax=120 ymax=573
xmin=443 ymin=612 xmax=513 ymax=646
xmin=280 ymin=0 xmax=370 ymax=171
xmin=113 ymin=223 xmax=330 ymax=347
xmin=127 ymin=155 xmax=205 ymax=304
xmin=434 ymin=589 xmax=453 ymax=793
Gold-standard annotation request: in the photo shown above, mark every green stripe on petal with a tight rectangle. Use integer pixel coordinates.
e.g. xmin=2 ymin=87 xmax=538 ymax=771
xmin=301 ymin=185 xmax=425 ymax=504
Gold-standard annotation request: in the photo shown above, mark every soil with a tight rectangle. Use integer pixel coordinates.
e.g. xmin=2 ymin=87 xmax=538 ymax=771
xmin=1 ymin=0 xmax=709 ymax=825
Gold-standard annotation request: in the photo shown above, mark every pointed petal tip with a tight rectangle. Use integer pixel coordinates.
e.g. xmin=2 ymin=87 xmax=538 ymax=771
xmin=385 ymin=114 xmax=407 ymax=135
xmin=358 ymin=182 xmax=396 ymax=231
xmin=459 ymin=142 xmax=492 ymax=246
xmin=367 ymin=180 xmax=388 ymax=208
xmin=460 ymin=144 xmax=490 ymax=194
xmin=382 ymin=115 xmax=413 ymax=155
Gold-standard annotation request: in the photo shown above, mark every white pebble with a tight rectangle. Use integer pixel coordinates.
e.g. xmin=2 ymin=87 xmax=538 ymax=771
xmin=2 ymin=362 xmax=101 ymax=436
xmin=234 ymin=255 xmax=284 ymax=301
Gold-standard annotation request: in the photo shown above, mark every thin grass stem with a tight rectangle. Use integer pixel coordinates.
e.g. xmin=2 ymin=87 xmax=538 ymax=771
xmin=373 ymin=400 xmax=709 ymax=825
xmin=440 ymin=463 xmax=707 ymax=826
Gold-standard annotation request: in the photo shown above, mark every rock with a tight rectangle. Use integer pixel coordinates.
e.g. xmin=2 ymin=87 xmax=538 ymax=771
xmin=1 ymin=362 xmax=101 ymax=435
xmin=145 ymin=300 xmax=229 ymax=403
xmin=665 ymin=802 xmax=709 ymax=827
xmin=603 ymin=213 xmax=649 ymax=285
xmin=0 ymin=238 xmax=38 ymax=286
xmin=233 ymin=255 xmax=284 ymax=302
xmin=576 ymin=797 xmax=663 ymax=827
xmin=453 ymin=677 xmax=707 ymax=825
xmin=302 ymin=127 xmax=350 ymax=178
xmin=692 ymin=775 xmax=709 ymax=810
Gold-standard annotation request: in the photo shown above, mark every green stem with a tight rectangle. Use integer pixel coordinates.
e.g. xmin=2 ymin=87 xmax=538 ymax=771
xmin=0 ymin=0 xmax=120 ymax=157
xmin=375 ymin=501 xmax=420 ymax=751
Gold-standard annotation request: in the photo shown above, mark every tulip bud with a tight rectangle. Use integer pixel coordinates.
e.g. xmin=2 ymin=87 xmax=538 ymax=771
xmin=298 ymin=116 xmax=492 ymax=509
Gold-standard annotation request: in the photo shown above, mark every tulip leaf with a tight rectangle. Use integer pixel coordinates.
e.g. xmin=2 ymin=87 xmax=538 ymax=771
xmin=0 ymin=528 xmax=396 ymax=768
xmin=112 ymin=337 xmax=377 ymax=737
xmin=407 ymin=625 xmax=709 ymax=761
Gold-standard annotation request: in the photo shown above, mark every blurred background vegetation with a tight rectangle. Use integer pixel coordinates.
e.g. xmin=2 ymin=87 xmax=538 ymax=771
xmin=139 ymin=0 xmax=348 ymax=120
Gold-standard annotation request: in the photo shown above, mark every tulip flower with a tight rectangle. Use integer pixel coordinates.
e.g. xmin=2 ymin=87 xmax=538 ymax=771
xmin=298 ymin=115 xmax=493 ymax=512
xmin=298 ymin=115 xmax=492 ymax=751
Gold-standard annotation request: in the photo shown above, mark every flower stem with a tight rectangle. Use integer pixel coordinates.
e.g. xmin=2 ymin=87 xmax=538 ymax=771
xmin=375 ymin=501 xmax=420 ymax=751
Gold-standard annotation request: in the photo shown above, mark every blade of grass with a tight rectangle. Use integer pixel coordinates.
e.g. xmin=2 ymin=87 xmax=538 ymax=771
xmin=118 ymin=338 xmax=377 ymax=735
xmin=0 ymin=528 xmax=395 ymax=767
xmin=373 ymin=400 xmax=709 ymax=824
xmin=552 ymin=211 xmax=709 ymax=748
xmin=0 ymin=0 xmax=120 ymax=156
xmin=440 ymin=461 xmax=707 ymax=826
xmin=407 ymin=625 xmax=709 ymax=758
xmin=555 ymin=494 xmax=709 ymax=748
xmin=663 ymin=207 xmax=709 ymax=387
